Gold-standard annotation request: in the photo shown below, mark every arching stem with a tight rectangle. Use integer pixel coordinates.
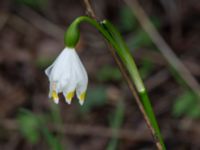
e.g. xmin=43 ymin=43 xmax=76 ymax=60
xmin=65 ymin=16 xmax=166 ymax=150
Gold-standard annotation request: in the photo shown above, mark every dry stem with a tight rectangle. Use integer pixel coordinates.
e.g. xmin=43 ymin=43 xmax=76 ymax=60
xmin=83 ymin=0 xmax=163 ymax=149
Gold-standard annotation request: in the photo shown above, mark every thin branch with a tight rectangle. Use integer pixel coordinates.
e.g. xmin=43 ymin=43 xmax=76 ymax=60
xmin=83 ymin=0 xmax=162 ymax=149
xmin=18 ymin=6 xmax=64 ymax=40
xmin=60 ymin=124 xmax=150 ymax=141
xmin=83 ymin=0 xmax=97 ymax=20
xmin=0 ymin=119 xmax=151 ymax=142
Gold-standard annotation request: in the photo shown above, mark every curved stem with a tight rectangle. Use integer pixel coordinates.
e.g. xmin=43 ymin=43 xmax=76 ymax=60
xmin=101 ymin=20 xmax=166 ymax=150
xmin=65 ymin=16 xmax=166 ymax=150
xmin=65 ymin=16 xmax=118 ymax=49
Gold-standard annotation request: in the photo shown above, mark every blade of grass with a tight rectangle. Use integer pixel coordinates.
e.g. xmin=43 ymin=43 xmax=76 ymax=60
xmin=101 ymin=20 xmax=166 ymax=150
xmin=107 ymin=101 xmax=125 ymax=150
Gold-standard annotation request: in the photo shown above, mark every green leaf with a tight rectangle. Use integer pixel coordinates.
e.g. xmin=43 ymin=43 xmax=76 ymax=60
xmin=129 ymin=29 xmax=153 ymax=48
xmin=172 ymin=91 xmax=199 ymax=118
xmin=119 ymin=6 xmax=138 ymax=31
xmin=41 ymin=127 xmax=63 ymax=150
xmin=107 ymin=101 xmax=124 ymax=150
xmin=49 ymin=103 xmax=62 ymax=125
xmin=17 ymin=109 xmax=64 ymax=150
xmin=15 ymin=0 xmax=48 ymax=9
xmin=96 ymin=66 xmax=122 ymax=82
xmin=109 ymin=101 xmax=124 ymax=128
xmin=139 ymin=59 xmax=154 ymax=79
xmin=35 ymin=57 xmax=54 ymax=69
xmin=169 ymin=66 xmax=188 ymax=87
xmin=187 ymin=104 xmax=200 ymax=119
xmin=102 ymin=19 xmax=166 ymax=149
xmin=17 ymin=109 xmax=40 ymax=144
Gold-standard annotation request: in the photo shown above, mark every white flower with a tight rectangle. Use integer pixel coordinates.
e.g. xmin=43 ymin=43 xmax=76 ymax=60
xmin=45 ymin=47 xmax=88 ymax=105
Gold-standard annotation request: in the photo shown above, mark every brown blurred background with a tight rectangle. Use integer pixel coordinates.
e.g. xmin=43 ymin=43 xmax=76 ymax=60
xmin=0 ymin=0 xmax=200 ymax=149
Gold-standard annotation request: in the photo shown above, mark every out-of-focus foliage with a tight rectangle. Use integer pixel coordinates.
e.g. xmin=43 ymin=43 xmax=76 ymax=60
xmin=119 ymin=6 xmax=138 ymax=31
xmin=107 ymin=101 xmax=124 ymax=150
xmin=119 ymin=6 xmax=160 ymax=49
xmin=17 ymin=109 xmax=63 ymax=150
xmin=79 ymin=86 xmax=107 ymax=113
xmin=170 ymin=66 xmax=200 ymax=119
xmin=169 ymin=67 xmax=187 ymax=87
xmin=36 ymin=57 xmax=55 ymax=69
xmin=96 ymin=66 xmax=122 ymax=82
xmin=15 ymin=0 xmax=48 ymax=9
xmin=139 ymin=59 xmax=154 ymax=79
xmin=130 ymin=30 xmax=153 ymax=48
xmin=172 ymin=91 xmax=200 ymax=118
xmin=49 ymin=103 xmax=62 ymax=125
xmin=17 ymin=109 xmax=41 ymax=144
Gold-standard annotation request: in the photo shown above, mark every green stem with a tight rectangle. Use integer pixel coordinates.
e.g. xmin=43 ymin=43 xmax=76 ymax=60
xmin=65 ymin=16 xmax=116 ymax=48
xmin=101 ymin=20 xmax=166 ymax=149
xmin=65 ymin=16 xmax=166 ymax=150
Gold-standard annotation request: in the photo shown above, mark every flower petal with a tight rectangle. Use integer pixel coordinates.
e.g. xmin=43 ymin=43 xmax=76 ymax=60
xmin=75 ymin=72 xmax=88 ymax=105
xmin=45 ymin=63 xmax=54 ymax=77
xmin=48 ymin=81 xmax=60 ymax=104
xmin=73 ymin=54 xmax=88 ymax=105
xmin=65 ymin=91 xmax=75 ymax=104
xmin=51 ymin=90 xmax=59 ymax=104
xmin=48 ymin=48 xmax=73 ymax=82
xmin=45 ymin=47 xmax=88 ymax=105
xmin=63 ymin=68 xmax=77 ymax=104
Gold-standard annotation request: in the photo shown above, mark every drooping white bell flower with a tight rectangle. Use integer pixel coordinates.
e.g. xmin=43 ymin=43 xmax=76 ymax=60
xmin=45 ymin=47 xmax=88 ymax=105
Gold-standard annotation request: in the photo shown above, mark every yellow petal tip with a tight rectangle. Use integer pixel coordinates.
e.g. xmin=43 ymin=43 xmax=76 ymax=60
xmin=65 ymin=91 xmax=75 ymax=104
xmin=79 ymin=92 xmax=86 ymax=105
xmin=52 ymin=91 xmax=59 ymax=104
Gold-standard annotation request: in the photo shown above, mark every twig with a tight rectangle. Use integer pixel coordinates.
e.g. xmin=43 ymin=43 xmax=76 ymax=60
xmin=0 ymin=119 xmax=151 ymax=142
xmin=18 ymin=6 xmax=64 ymax=40
xmin=134 ymin=48 xmax=200 ymax=76
xmin=83 ymin=0 xmax=162 ymax=149
xmin=61 ymin=124 xmax=150 ymax=141
xmin=124 ymin=0 xmax=200 ymax=99
xmin=146 ymin=69 xmax=170 ymax=91
xmin=83 ymin=0 xmax=97 ymax=20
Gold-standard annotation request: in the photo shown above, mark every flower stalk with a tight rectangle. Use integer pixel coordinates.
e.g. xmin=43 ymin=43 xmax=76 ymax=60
xmin=101 ymin=20 xmax=166 ymax=150
xmin=64 ymin=16 xmax=166 ymax=149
